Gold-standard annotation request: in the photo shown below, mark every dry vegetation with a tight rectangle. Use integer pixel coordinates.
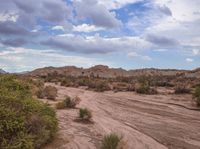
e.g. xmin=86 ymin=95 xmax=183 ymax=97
xmin=56 ymin=96 xmax=81 ymax=109
xmin=5 ymin=68 xmax=199 ymax=149
xmin=101 ymin=133 xmax=122 ymax=149
xmin=36 ymin=85 xmax=57 ymax=100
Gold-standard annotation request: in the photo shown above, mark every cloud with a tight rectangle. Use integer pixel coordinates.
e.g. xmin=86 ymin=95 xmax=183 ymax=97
xmin=0 ymin=38 xmax=27 ymax=47
xmin=192 ymin=49 xmax=200 ymax=56
xmin=128 ymin=52 xmax=152 ymax=61
xmin=145 ymin=34 xmax=178 ymax=48
xmin=98 ymin=0 xmax=142 ymax=10
xmin=157 ymin=5 xmax=172 ymax=16
xmin=74 ymin=0 xmax=122 ymax=28
xmin=52 ymin=26 xmax=65 ymax=31
xmin=0 ymin=47 xmax=112 ymax=72
xmin=186 ymin=58 xmax=194 ymax=62
xmin=41 ymin=34 xmax=152 ymax=54
xmin=73 ymin=24 xmax=104 ymax=32
xmin=15 ymin=0 xmax=72 ymax=24
xmin=0 ymin=12 xmax=18 ymax=22
xmin=0 ymin=21 xmax=29 ymax=36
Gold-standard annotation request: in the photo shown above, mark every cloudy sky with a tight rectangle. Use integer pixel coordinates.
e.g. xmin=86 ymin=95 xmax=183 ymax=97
xmin=0 ymin=0 xmax=200 ymax=72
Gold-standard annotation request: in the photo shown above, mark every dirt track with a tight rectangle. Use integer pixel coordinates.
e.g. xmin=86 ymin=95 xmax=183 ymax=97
xmin=43 ymin=84 xmax=200 ymax=149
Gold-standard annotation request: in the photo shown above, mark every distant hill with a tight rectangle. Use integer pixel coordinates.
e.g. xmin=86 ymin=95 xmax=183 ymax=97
xmin=24 ymin=65 xmax=199 ymax=78
xmin=0 ymin=69 xmax=6 ymax=74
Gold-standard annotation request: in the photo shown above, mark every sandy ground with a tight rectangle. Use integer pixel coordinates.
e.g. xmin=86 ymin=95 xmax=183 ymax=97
xmin=42 ymin=83 xmax=200 ymax=149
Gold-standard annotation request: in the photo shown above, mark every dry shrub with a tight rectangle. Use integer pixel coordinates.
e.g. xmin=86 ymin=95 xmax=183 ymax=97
xmin=174 ymin=86 xmax=191 ymax=94
xmin=136 ymin=83 xmax=157 ymax=95
xmin=56 ymin=96 xmax=81 ymax=109
xmin=36 ymin=87 xmax=46 ymax=98
xmin=44 ymin=86 xmax=57 ymax=100
xmin=113 ymin=82 xmax=135 ymax=92
xmin=88 ymin=80 xmax=110 ymax=92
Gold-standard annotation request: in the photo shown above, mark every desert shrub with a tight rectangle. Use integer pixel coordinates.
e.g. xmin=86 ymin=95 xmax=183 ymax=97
xmin=44 ymin=86 xmax=57 ymax=100
xmin=56 ymin=96 xmax=81 ymax=109
xmin=36 ymin=87 xmax=46 ymax=98
xmin=101 ymin=133 xmax=121 ymax=149
xmin=194 ymin=86 xmax=200 ymax=106
xmin=76 ymin=77 xmax=90 ymax=86
xmin=0 ymin=75 xmax=58 ymax=149
xmin=60 ymin=79 xmax=71 ymax=87
xmin=136 ymin=84 xmax=157 ymax=95
xmin=174 ymin=86 xmax=191 ymax=94
xmin=154 ymin=81 xmax=174 ymax=87
xmin=88 ymin=80 xmax=110 ymax=92
xmin=113 ymin=82 xmax=135 ymax=92
xmin=79 ymin=108 xmax=92 ymax=121
xmin=136 ymin=84 xmax=150 ymax=94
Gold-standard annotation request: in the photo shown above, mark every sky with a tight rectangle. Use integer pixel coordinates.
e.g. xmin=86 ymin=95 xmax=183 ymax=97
xmin=0 ymin=0 xmax=200 ymax=72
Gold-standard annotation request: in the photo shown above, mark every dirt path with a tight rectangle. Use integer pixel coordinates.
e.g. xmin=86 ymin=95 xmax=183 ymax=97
xmin=43 ymin=84 xmax=200 ymax=149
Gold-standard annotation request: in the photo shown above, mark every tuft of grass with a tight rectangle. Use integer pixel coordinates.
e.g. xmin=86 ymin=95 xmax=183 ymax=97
xmin=101 ymin=133 xmax=122 ymax=149
xmin=79 ymin=108 xmax=92 ymax=121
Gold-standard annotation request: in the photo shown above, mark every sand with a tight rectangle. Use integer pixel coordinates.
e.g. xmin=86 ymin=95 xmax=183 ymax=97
xmin=42 ymin=83 xmax=200 ymax=149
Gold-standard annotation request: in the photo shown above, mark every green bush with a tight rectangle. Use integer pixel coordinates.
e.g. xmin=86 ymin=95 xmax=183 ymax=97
xmin=79 ymin=108 xmax=92 ymax=121
xmin=0 ymin=75 xmax=58 ymax=149
xmin=194 ymin=86 xmax=200 ymax=106
xmin=101 ymin=133 xmax=121 ymax=149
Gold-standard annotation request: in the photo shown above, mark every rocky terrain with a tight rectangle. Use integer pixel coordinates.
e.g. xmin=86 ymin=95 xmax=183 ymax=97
xmin=41 ymin=83 xmax=200 ymax=149
xmin=25 ymin=65 xmax=200 ymax=79
xmin=26 ymin=65 xmax=188 ymax=78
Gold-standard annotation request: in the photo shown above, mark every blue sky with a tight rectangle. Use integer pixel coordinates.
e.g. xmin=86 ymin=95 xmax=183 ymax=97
xmin=0 ymin=0 xmax=200 ymax=72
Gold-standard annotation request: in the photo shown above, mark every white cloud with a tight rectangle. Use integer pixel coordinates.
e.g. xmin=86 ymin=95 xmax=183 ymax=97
xmin=74 ymin=0 xmax=122 ymax=28
xmin=0 ymin=47 xmax=112 ymax=72
xmin=42 ymin=35 xmax=153 ymax=54
xmin=155 ymin=0 xmax=200 ymax=22
xmin=186 ymin=58 xmax=194 ymax=62
xmin=128 ymin=52 xmax=152 ymax=61
xmin=73 ymin=24 xmax=104 ymax=32
xmin=192 ymin=49 xmax=200 ymax=56
xmin=52 ymin=25 xmax=65 ymax=31
xmin=98 ymin=0 xmax=142 ymax=10
xmin=0 ymin=12 xmax=18 ymax=22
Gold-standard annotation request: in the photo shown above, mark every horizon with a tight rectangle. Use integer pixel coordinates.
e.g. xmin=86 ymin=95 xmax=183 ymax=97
xmin=0 ymin=0 xmax=200 ymax=72
xmin=1 ymin=64 xmax=199 ymax=73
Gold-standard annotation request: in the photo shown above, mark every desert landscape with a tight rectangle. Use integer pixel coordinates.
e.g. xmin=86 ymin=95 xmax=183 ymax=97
xmin=1 ymin=0 xmax=200 ymax=149
xmin=1 ymin=65 xmax=200 ymax=149
xmin=42 ymin=83 xmax=200 ymax=149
